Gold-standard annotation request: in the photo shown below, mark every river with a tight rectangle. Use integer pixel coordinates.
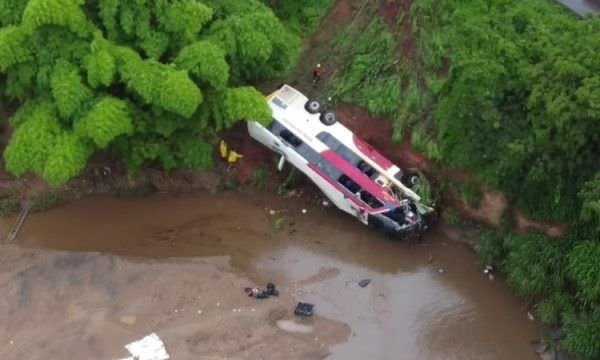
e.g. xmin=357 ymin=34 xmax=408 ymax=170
xmin=1 ymin=192 xmax=540 ymax=359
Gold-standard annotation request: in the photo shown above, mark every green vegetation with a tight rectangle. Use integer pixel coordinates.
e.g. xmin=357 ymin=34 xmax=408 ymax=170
xmin=0 ymin=197 xmax=21 ymax=217
xmin=30 ymin=191 xmax=62 ymax=213
xmin=250 ymin=166 xmax=268 ymax=190
xmin=263 ymin=0 xmax=335 ymax=35
xmin=460 ymin=182 xmax=482 ymax=208
xmin=407 ymin=3 xmax=600 ymax=355
xmin=325 ymin=1 xmax=600 ymax=357
xmin=329 ymin=15 xmax=402 ymax=117
xmin=0 ymin=0 xmax=299 ymax=186
xmin=411 ymin=0 xmax=599 ymax=223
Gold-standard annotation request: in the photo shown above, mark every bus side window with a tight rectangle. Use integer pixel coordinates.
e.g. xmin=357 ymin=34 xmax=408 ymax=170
xmin=280 ymin=129 xmax=302 ymax=147
xmin=360 ymin=191 xmax=383 ymax=209
xmin=338 ymin=174 xmax=361 ymax=194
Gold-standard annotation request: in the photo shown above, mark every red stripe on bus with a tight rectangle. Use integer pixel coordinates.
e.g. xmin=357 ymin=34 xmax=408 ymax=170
xmin=307 ymin=163 xmax=365 ymax=208
xmin=353 ymin=135 xmax=394 ymax=170
xmin=320 ymin=150 xmax=399 ymax=205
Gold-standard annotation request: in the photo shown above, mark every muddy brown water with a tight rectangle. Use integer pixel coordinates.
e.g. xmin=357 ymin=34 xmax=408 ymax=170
xmin=1 ymin=192 xmax=539 ymax=359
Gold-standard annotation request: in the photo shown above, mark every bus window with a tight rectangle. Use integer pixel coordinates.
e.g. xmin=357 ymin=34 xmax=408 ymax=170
xmin=360 ymin=191 xmax=384 ymax=208
xmin=280 ymin=129 xmax=302 ymax=147
xmin=338 ymin=174 xmax=361 ymax=194
xmin=357 ymin=160 xmax=376 ymax=177
xmin=318 ymin=131 xmax=363 ymax=168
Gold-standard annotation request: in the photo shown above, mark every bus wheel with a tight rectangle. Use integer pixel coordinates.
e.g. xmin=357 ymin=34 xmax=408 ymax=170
xmin=320 ymin=111 xmax=337 ymax=126
xmin=402 ymin=171 xmax=420 ymax=188
xmin=305 ymin=99 xmax=321 ymax=114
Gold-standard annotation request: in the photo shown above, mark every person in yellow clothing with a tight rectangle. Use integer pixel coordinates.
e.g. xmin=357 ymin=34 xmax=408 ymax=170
xmin=219 ymin=140 xmax=243 ymax=168
xmin=219 ymin=139 xmax=228 ymax=159
xmin=227 ymin=150 xmax=243 ymax=164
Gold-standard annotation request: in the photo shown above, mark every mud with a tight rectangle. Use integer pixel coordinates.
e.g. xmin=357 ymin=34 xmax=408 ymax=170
xmin=1 ymin=192 xmax=540 ymax=359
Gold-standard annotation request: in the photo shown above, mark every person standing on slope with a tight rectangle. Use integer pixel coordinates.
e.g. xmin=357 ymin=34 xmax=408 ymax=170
xmin=312 ymin=63 xmax=322 ymax=87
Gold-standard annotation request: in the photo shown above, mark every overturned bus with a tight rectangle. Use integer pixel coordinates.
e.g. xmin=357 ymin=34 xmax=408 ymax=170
xmin=247 ymin=84 xmax=435 ymax=238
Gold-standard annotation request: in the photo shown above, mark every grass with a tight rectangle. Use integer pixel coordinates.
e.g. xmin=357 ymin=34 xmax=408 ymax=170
xmin=410 ymin=125 xmax=441 ymax=162
xmin=0 ymin=197 xmax=21 ymax=217
xmin=250 ymin=166 xmax=268 ymax=190
xmin=460 ymin=182 xmax=483 ymax=208
xmin=328 ymin=16 xmax=402 ymax=117
xmin=30 ymin=192 xmax=63 ymax=213
xmin=269 ymin=0 xmax=336 ymax=36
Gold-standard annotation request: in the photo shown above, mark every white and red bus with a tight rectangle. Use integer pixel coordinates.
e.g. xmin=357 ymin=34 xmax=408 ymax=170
xmin=248 ymin=84 xmax=435 ymax=238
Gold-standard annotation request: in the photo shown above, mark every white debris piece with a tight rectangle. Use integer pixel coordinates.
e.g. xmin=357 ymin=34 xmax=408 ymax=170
xmin=122 ymin=333 xmax=170 ymax=360
xmin=301 ymin=209 xmax=307 ymax=214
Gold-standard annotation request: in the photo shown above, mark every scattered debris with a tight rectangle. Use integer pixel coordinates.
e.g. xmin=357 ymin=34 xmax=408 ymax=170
xmin=437 ymin=268 xmax=446 ymax=274
xmin=427 ymin=254 xmax=433 ymax=263
xmin=534 ymin=341 xmax=548 ymax=354
xmin=269 ymin=209 xmax=276 ymax=215
xmin=483 ymin=265 xmax=494 ymax=274
xmin=119 ymin=315 xmax=137 ymax=325
xmin=358 ymin=279 xmax=371 ymax=288
xmin=120 ymin=333 xmax=170 ymax=360
xmin=266 ymin=283 xmax=279 ymax=296
xmin=322 ymin=200 xmax=330 ymax=207
xmin=294 ymin=302 xmax=314 ymax=317
xmin=276 ymin=320 xmax=314 ymax=334
xmin=245 ymin=282 xmax=279 ymax=299
xmin=196 ymin=310 xmax=203 ymax=315
xmin=527 ymin=312 xmax=535 ymax=321
xmin=487 ymin=274 xmax=495 ymax=280
xmin=302 ymin=209 xmax=307 ymax=214
xmin=273 ymin=217 xmax=286 ymax=230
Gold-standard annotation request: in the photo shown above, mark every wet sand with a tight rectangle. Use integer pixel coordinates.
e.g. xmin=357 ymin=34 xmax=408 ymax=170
xmin=1 ymin=192 xmax=540 ymax=359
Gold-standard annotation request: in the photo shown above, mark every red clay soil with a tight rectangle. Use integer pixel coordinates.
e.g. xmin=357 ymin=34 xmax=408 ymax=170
xmin=281 ymin=0 xmax=360 ymax=94
xmin=334 ymin=103 xmax=564 ymax=236
xmin=378 ymin=0 xmax=416 ymax=62
xmin=217 ymin=98 xmax=565 ymax=237
xmin=218 ymin=122 xmax=278 ymax=186
xmin=379 ymin=0 xmax=401 ymax=25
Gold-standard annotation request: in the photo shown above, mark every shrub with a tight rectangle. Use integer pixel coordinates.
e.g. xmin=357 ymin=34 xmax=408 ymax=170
xmin=0 ymin=0 xmax=298 ymax=185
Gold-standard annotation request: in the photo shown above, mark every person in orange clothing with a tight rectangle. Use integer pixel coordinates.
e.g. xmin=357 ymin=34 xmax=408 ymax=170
xmin=312 ymin=63 xmax=322 ymax=86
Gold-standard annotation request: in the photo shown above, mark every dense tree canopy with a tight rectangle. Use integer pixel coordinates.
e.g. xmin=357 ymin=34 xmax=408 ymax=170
xmin=0 ymin=0 xmax=298 ymax=185
xmin=412 ymin=0 xmax=600 ymax=222
xmin=406 ymin=1 xmax=600 ymax=357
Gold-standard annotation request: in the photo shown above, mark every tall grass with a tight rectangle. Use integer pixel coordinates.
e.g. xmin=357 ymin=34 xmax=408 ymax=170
xmin=329 ymin=18 xmax=402 ymax=117
xmin=265 ymin=0 xmax=335 ymax=36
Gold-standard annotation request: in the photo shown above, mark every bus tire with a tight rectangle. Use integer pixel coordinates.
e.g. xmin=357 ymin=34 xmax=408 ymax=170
xmin=320 ymin=111 xmax=337 ymax=126
xmin=305 ymin=99 xmax=321 ymax=114
xmin=402 ymin=171 xmax=420 ymax=188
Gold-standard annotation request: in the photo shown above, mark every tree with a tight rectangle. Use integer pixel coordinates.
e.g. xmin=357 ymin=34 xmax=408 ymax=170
xmin=414 ymin=0 xmax=600 ymax=222
xmin=0 ymin=0 xmax=293 ymax=185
